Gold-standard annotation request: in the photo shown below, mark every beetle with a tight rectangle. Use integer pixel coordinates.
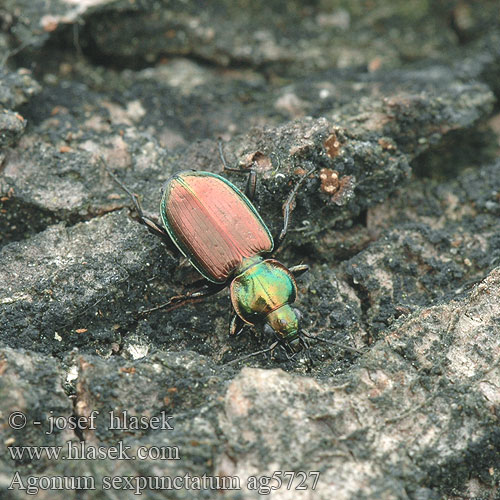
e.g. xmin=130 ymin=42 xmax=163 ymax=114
xmin=104 ymin=144 xmax=363 ymax=361
xmin=160 ymin=169 xmax=312 ymax=353
xmin=104 ymin=143 xmax=314 ymax=355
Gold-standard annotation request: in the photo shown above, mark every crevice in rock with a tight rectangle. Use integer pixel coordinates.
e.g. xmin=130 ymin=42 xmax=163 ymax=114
xmin=411 ymin=122 xmax=498 ymax=180
xmin=0 ymin=198 xmax=61 ymax=248
xmin=11 ymin=21 xmax=273 ymax=79
xmin=344 ymin=275 xmax=372 ymax=337
xmin=354 ymin=208 xmax=368 ymax=228
xmin=0 ymin=202 xmax=128 ymax=249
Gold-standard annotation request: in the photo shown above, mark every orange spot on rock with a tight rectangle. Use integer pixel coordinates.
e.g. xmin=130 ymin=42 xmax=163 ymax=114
xmin=324 ymin=132 xmax=341 ymax=158
xmin=319 ymin=168 xmax=355 ymax=206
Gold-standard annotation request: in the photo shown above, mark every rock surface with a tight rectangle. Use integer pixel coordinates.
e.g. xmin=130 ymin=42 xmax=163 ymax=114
xmin=0 ymin=1 xmax=499 ymax=499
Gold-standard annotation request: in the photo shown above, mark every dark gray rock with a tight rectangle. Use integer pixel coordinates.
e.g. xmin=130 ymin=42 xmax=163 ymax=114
xmin=0 ymin=67 xmax=40 ymax=110
xmin=4 ymin=0 xmax=500 ymax=76
xmin=1 ymin=1 xmax=499 ymax=499
xmin=0 ymin=210 xmax=178 ymax=355
xmin=0 ymin=66 xmax=40 ymax=167
xmin=219 ymin=267 xmax=500 ymax=499
xmin=0 ymin=109 xmax=26 ymax=148
xmin=0 ymin=347 xmax=73 ymax=480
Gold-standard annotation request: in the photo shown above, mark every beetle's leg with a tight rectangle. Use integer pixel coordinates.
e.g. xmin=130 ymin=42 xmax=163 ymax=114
xmin=218 ymin=139 xmax=257 ymax=200
xmin=274 ymin=165 xmax=317 ymax=251
xmin=224 ymin=341 xmax=279 ymax=366
xmin=244 ymin=171 xmax=257 ymax=201
xmin=103 ymin=161 xmax=171 ymax=242
xmin=139 ymin=281 xmax=227 ymax=316
xmin=289 ymin=264 xmax=309 ymax=278
xmin=230 ymin=314 xmax=248 ymax=336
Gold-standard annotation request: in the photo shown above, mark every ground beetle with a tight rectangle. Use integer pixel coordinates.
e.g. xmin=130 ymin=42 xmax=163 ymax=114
xmin=105 ymin=143 xmax=360 ymax=360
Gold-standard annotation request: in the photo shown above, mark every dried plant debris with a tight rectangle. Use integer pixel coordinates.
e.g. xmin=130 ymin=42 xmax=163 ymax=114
xmin=1 ymin=1 xmax=500 ymax=499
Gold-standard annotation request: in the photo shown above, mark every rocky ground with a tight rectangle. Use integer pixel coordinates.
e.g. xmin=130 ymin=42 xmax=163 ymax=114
xmin=0 ymin=1 xmax=499 ymax=499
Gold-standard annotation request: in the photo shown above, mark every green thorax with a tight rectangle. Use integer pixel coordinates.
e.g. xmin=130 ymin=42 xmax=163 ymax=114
xmin=230 ymin=257 xmax=299 ymax=341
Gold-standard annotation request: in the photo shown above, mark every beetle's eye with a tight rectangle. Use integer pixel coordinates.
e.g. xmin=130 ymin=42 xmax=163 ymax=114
xmin=293 ymin=308 xmax=302 ymax=321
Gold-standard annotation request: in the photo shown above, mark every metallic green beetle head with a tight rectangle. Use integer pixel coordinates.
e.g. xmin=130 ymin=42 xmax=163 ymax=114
xmin=264 ymin=305 xmax=302 ymax=352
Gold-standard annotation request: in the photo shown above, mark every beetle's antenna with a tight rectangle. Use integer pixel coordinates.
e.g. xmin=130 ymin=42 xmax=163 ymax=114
xmin=225 ymin=341 xmax=279 ymax=366
xmin=301 ymin=331 xmax=365 ymax=354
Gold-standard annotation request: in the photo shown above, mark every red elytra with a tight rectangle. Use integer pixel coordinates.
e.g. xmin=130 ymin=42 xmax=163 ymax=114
xmin=160 ymin=171 xmax=274 ymax=283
